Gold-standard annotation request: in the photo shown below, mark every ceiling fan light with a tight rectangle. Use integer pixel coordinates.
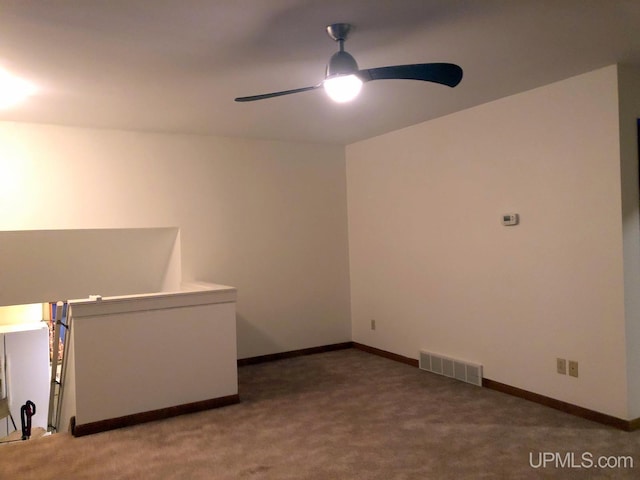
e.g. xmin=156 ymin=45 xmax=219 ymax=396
xmin=0 ymin=68 xmax=36 ymax=109
xmin=323 ymin=74 xmax=363 ymax=103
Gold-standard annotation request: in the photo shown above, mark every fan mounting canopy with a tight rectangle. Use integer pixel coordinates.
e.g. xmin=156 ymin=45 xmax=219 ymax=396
xmin=326 ymin=23 xmax=352 ymax=42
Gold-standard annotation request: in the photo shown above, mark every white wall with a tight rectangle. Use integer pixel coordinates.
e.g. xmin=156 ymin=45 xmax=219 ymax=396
xmin=0 ymin=123 xmax=351 ymax=359
xmin=68 ymin=286 xmax=237 ymax=428
xmin=347 ymin=66 xmax=633 ymax=419
xmin=0 ymin=323 xmax=50 ymax=434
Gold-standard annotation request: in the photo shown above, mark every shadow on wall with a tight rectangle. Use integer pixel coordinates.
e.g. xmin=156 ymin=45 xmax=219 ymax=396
xmin=0 ymin=227 xmax=181 ymax=307
xmin=236 ymin=314 xmax=284 ymax=361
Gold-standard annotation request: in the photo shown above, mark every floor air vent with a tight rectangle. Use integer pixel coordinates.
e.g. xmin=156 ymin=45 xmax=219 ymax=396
xmin=419 ymin=351 xmax=483 ymax=387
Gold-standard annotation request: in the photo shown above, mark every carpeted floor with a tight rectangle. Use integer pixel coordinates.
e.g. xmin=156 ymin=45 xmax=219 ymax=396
xmin=1 ymin=348 xmax=638 ymax=479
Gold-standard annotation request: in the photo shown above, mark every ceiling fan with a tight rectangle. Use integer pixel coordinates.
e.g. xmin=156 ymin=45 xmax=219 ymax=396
xmin=235 ymin=23 xmax=463 ymax=103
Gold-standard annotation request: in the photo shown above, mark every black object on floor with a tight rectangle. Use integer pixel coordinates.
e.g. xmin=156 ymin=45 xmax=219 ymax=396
xmin=20 ymin=400 xmax=35 ymax=440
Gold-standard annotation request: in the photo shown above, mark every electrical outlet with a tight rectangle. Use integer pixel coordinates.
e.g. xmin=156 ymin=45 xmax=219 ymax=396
xmin=370 ymin=319 xmax=376 ymax=331
xmin=557 ymin=358 xmax=567 ymax=375
xmin=568 ymin=360 xmax=579 ymax=378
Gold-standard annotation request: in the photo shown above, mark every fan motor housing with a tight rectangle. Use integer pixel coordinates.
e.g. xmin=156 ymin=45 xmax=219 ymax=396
xmin=326 ymin=50 xmax=359 ymax=77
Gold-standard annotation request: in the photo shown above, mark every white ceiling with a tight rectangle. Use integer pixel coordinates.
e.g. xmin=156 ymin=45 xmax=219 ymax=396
xmin=1 ymin=0 xmax=640 ymax=145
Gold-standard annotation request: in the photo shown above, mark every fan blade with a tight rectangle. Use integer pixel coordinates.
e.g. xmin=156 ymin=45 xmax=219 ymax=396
xmin=358 ymin=63 xmax=463 ymax=88
xmin=235 ymin=84 xmax=321 ymax=102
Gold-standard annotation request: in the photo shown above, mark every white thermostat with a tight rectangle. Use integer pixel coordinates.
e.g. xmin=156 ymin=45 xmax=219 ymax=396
xmin=502 ymin=213 xmax=519 ymax=226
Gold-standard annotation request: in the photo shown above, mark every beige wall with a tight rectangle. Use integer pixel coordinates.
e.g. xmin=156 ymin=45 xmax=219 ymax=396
xmin=347 ymin=66 xmax=633 ymax=419
xmin=0 ymin=123 xmax=352 ymax=359
xmin=0 ymin=304 xmax=42 ymax=326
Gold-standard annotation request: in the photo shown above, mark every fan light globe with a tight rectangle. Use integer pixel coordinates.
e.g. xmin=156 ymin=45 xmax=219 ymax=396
xmin=323 ymin=74 xmax=363 ymax=103
xmin=0 ymin=68 xmax=36 ymax=109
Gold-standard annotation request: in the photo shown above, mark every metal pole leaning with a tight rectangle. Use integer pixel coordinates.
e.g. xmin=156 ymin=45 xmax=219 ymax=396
xmin=47 ymin=302 xmax=64 ymax=432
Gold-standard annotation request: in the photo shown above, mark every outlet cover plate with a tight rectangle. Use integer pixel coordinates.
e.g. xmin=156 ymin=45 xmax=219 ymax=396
xmin=557 ymin=358 xmax=567 ymax=375
xmin=568 ymin=360 xmax=579 ymax=378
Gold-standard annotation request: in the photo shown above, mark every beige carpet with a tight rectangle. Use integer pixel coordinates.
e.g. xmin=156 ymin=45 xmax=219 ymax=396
xmin=0 ymin=348 xmax=638 ymax=479
xmin=0 ymin=427 xmax=47 ymax=443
